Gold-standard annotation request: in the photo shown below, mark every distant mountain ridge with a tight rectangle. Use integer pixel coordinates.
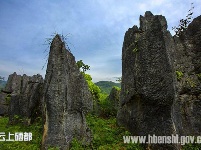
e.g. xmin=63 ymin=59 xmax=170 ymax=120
xmin=95 ymin=81 xmax=121 ymax=94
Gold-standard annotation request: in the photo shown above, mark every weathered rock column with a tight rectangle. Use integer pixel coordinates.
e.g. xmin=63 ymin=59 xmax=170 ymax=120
xmin=117 ymin=11 xmax=177 ymax=149
xmin=172 ymin=15 xmax=201 ymax=136
xmin=108 ymin=87 xmax=120 ymax=114
xmin=4 ymin=72 xmax=43 ymax=124
xmin=42 ymin=35 xmax=93 ymax=149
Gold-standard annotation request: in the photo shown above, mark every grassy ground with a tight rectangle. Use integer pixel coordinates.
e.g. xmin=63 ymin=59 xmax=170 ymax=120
xmin=71 ymin=114 xmax=142 ymax=150
xmin=0 ymin=117 xmax=42 ymax=150
xmin=0 ymin=115 xmax=142 ymax=150
xmin=1 ymin=115 xmax=200 ymax=149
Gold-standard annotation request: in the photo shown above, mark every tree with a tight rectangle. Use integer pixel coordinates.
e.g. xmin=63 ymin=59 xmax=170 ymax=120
xmin=83 ymin=73 xmax=101 ymax=100
xmin=172 ymin=3 xmax=194 ymax=37
xmin=115 ymin=77 xmax=122 ymax=83
xmin=76 ymin=60 xmax=90 ymax=73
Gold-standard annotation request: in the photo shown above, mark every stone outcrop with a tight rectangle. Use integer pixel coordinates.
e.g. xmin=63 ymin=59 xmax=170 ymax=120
xmin=173 ymin=15 xmax=201 ymax=136
xmin=42 ymin=35 xmax=93 ymax=149
xmin=4 ymin=72 xmax=22 ymax=94
xmin=117 ymin=11 xmax=201 ymax=149
xmin=0 ymin=92 xmax=8 ymax=116
xmin=5 ymin=72 xmax=43 ymax=124
xmin=108 ymin=86 xmax=120 ymax=113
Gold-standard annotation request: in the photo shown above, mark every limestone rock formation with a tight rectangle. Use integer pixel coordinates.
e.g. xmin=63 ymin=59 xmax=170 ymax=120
xmin=5 ymin=72 xmax=43 ymax=124
xmin=118 ymin=11 xmax=176 ymax=138
xmin=4 ymin=72 xmax=22 ymax=94
xmin=117 ymin=11 xmax=201 ymax=149
xmin=0 ymin=92 xmax=8 ymax=116
xmin=42 ymin=35 xmax=93 ymax=149
xmin=173 ymin=15 xmax=201 ymax=136
xmin=108 ymin=86 xmax=120 ymax=113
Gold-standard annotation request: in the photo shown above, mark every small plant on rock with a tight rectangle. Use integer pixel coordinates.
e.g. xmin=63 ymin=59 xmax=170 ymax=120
xmin=176 ymin=71 xmax=184 ymax=80
xmin=186 ymin=78 xmax=196 ymax=88
xmin=5 ymin=94 xmax=11 ymax=104
xmin=133 ymin=40 xmax=138 ymax=53
xmin=197 ymin=73 xmax=201 ymax=81
xmin=172 ymin=3 xmax=194 ymax=37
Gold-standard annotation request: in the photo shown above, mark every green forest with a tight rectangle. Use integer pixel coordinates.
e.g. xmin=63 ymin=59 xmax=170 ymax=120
xmin=95 ymin=81 xmax=121 ymax=94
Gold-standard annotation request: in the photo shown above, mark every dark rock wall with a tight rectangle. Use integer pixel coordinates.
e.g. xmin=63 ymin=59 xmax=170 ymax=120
xmin=42 ymin=35 xmax=93 ymax=149
xmin=5 ymin=72 xmax=22 ymax=94
xmin=0 ymin=92 xmax=8 ymax=116
xmin=117 ymin=11 xmax=201 ymax=149
xmin=118 ymin=11 xmax=176 ymax=136
xmin=108 ymin=87 xmax=120 ymax=111
xmin=173 ymin=15 xmax=201 ymax=136
xmin=5 ymin=72 xmax=43 ymax=124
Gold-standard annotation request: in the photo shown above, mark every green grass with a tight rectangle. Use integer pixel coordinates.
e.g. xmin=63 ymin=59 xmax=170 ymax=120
xmin=1 ymin=114 xmax=201 ymax=150
xmin=0 ymin=115 xmax=142 ymax=150
xmin=183 ymin=143 xmax=201 ymax=150
xmin=0 ymin=117 xmax=42 ymax=150
xmin=70 ymin=114 xmax=143 ymax=150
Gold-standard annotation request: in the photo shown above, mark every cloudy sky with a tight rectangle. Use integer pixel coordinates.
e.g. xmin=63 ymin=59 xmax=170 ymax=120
xmin=0 ymin=0 xmax=200 ymax=82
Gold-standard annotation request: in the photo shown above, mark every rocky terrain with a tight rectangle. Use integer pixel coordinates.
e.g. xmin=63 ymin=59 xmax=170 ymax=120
xmin=0 ymin=11 xmax=200 ymax=150
xmin=117 ymin=11 xmax=201 ymax=149
xmin=42 ymin=34 xmax=93 ymax=149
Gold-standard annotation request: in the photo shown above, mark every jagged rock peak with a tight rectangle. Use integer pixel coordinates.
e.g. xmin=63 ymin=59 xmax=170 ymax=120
xmin=139 ymin=11 xmax=167 ymax=32
xmin=52 ymin=34 xmax=62 ymax=44
xmin=3 ymin=72 xmax=44 ymax=124
xmin=42 ymin=34 xmax=93 ymax=149
xmin=5 ymin=72 xmax=43 ymax=94
xmin=117 ymin=11 xmax=176 ymax=149
xmin=144 ymin=11 xmax=153 ymax=17
xmin=118 ymin=11 xmax=201 ymax=150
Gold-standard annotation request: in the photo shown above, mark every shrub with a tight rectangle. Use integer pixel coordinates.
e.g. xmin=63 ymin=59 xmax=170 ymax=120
xmin=197 ymin=73 xmax=201 ymax=81
xmin=176 ymin=71 xmax=184 ymax=80
xmin=5 ymin=94 xmax=11 ymax=104
xmin=172 ymin=3 xmax=194 ymax=37
xmin=84 ymin=114 xmax=143 ymax=150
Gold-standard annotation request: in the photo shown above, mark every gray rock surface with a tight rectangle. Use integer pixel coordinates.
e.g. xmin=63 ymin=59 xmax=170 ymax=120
xmin=5 ymin=73 xmax=43 ymax=124
xmin=42 ymin=34 xmax=93 ymax=150
xmin=108 ymin=87 xmax=120 ymax=113
xmin=173 ymin=15 xmax=201 ymax=136
xmin=4 ymin=72 xmax=22 ymax=94
xmin=0 ymin=92 xmax=8 ymax=116
xmin=0 ymin=104 xmax=8 ymax=116
xmin=0 ymin=92 xmax=7 ymax=104
xmin=117 ymin=11 xmax=201 ymax=149
xmin=117 ymin=12 xmax=176 ymax=140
